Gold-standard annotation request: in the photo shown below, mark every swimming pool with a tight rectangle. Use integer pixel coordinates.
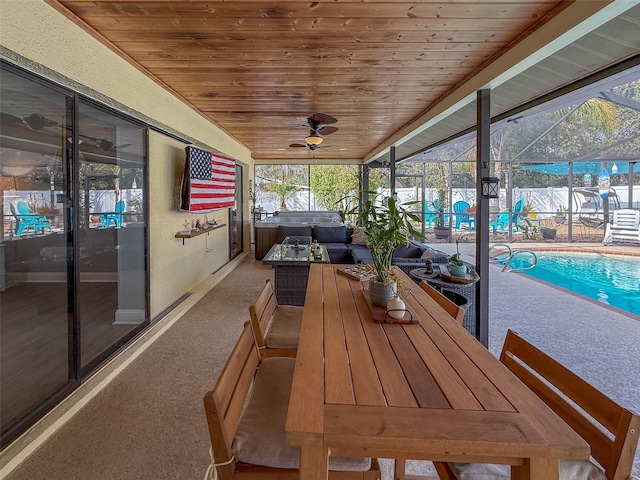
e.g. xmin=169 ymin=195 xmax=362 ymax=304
xmin=509 ymin=252 xmax=640 ymax=316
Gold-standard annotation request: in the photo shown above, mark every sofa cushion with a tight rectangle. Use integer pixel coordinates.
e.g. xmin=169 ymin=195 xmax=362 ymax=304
xmin=349 ymin=245 xmax=373 ymax=264
xmin=233 ymin=357 xmax=372 ymax=471
xmin=323 ymin=242 xmax=349 ymax=253
xmin=314 ymin=225 xmax=348 ymax=243
xmin=393 ymin=243 xmax=424 ymax=258
xmin=276 ymin=225 xmax=313 ymax=243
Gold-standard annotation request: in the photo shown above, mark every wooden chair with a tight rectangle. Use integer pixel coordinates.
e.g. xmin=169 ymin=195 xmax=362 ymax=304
xmin=434 ymin=329 xmax=640 ymax=480
xmin=202 ymin=323 xmax=379 ymax=480
xmin=420 ymin=281 xmax=464 ymax=324
xmin=249 ymin=279 xmax=303 ymax=358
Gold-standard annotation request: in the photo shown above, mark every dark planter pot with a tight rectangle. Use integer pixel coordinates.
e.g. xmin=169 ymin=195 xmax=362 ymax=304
xmin=541 ymin=227 xmax=557 ymax=239
xmin=433 ymin=226 xmax=450 ymax=239
xmin=369 ymin=279 xmax=397 ymax=307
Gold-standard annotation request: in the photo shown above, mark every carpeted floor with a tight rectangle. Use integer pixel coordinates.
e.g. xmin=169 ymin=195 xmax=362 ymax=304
xmin=5 ymin=249 xmax=639 ymax=479
xmin=6 ymin=256 xmax=276 ymax=480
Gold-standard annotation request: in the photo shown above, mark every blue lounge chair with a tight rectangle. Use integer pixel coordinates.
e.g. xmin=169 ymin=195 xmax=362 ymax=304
xmin=453 ymin=200 xmax=475 ymax=230
xmin=425 ymin=199 xmax=439 ymax=228
xmin=100 ymin=200 xmax=126 ymax=228
xmin=489 ymin=199 xmax=525 ymax=234
xmin=11 ymin=201 xmax=52 ymax=235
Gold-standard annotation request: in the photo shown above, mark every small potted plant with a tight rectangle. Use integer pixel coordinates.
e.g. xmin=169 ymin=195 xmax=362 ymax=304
xmin=448 ymin=237 xmax=467 ymax=278
xmin=355 ymin=192 xmax=424 ymax=306
xmin=553 ymin=205 xmax=567 ymax=225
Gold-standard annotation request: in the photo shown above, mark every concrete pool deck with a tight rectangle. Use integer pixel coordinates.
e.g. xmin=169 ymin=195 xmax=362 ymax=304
xmin=432 ymin=241 xmax=640 ymax=477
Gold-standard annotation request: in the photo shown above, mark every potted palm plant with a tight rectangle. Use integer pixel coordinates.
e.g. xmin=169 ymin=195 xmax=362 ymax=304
xmin=357 ymin=193 xmax=424 ymax=306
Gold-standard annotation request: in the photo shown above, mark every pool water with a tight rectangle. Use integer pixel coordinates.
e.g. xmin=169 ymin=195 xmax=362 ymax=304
xmin=510 ymin=252 xmax=640 ymax=316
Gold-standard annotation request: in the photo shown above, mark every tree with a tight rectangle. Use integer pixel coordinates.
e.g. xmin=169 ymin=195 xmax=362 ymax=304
xmin=309 ymin=165 xmax=359 ymax=211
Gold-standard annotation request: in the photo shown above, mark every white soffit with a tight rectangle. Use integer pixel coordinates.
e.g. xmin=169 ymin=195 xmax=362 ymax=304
xmin=368 ymin=0 xmax=640 ymax=165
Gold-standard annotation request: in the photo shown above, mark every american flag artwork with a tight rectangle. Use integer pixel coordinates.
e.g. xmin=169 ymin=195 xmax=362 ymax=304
xmin=180 ymin=146 xmax=236 ymax=212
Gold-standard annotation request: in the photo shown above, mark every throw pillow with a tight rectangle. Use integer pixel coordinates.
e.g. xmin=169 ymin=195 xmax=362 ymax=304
xmin=421 ymin=248 xmax=449 ymax=263
xmin=350 ymin=227 xmax=368 ymax=246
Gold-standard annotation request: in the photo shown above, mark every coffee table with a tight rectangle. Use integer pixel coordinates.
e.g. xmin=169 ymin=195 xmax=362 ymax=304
xmin=261 ymin=238 xmax=330 ymax=305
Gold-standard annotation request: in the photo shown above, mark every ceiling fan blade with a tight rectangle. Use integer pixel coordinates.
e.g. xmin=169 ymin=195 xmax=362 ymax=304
xmin=23 ymin=113 xmax=59 ymax=130
xmin=311 ymin=113 xmax=337 ymax=125
xmin=318 ymin=126 xmax=338 ymax=135
xmin=289 ymin=143 xmax=307 ymax=148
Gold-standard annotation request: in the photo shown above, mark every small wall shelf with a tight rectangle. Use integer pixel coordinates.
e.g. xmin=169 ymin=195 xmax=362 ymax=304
xmin=175 ymin=223 xmax=225 ymax=244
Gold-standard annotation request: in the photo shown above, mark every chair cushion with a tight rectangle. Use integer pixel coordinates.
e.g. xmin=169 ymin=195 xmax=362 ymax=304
xmin=451 ymin=460 xmax=606 ymax=480
xmin=233 ymin=357 xmax=372 ymax=471
xmin=265 ymin=305 xmax=303 ymax=349
xmin=314 ymin=225 xmax=348 ymax=243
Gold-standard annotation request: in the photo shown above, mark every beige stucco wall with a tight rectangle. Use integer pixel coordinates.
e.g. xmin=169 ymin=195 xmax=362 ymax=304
xmin=0 ymin=0 xmax=254 ymax=317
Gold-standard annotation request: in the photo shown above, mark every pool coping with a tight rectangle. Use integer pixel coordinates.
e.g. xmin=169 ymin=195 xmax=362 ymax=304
xmin=496 ymin=244 xmax=640 ymax=320
xmin=502 ymin=243 xmax=640 ymax=258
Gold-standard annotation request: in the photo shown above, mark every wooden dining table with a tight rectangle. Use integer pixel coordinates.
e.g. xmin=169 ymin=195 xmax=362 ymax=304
xmin=285 ymin=264 xmax=589 ymax=480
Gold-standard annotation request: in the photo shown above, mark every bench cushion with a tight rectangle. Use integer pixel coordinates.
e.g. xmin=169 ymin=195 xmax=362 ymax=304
xmin=452 ymin=460 xmax=606 ymax=480
xmin=264 ymin=305 xmax=303 ymax=349
xmin=233 ymin=357 xmax=372 ymax=471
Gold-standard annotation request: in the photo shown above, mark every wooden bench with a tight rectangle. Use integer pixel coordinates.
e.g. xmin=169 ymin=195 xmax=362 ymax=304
xmin=603 ymin=209 xmax=640 ymax=245
xmin=435 ymin=329 xmax=640 ymax=480
xmin=249 ymin=279 xmax=303 ymax=358
xmin=203 ymin=323 xmax=380 ymax=480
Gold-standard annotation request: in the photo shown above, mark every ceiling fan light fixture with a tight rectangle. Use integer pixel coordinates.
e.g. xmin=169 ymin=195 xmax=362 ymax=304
xmin=305 ymin=134 xmax=323 ymax=146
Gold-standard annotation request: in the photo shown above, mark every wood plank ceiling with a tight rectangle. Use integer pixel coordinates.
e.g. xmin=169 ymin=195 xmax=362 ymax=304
xmin=47 ymin=1 xmax=573 ymax=162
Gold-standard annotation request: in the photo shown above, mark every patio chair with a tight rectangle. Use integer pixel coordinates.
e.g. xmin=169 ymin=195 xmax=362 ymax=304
xmin=99 ymin=200 xmax=126 ymax=228
xmin=11 ymin=201 xmax=52 ymax=235
xmin=419 ymin=281 xmax=464 ymax=324
xmin=603 ymin=208 xmax=640 ymax=245
xmin=425 ymin=198 xmax=440 ymax=228
xmin=488 ymin=199 xmax=524 ymax=234
xmin=453 ymin=201 xmax=474 ymax=231
xmin=249 ymin=279 xmax=303 ymax=358
xmin=434 ymin=330 xmax=640 ymax=480
xmin=203 ymin=323 xmax=377 ymax=480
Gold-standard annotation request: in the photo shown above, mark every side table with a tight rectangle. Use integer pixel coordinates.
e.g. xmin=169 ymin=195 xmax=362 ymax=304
xmin=409 ymin=267 xmax=479 ymax=338
xmin=262 ymin=242 xmax=330 ymax=305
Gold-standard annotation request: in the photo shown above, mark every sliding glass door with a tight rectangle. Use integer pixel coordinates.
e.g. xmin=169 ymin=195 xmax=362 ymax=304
xmin=0 ymin=67 xmax=73 ymax=443
xmin=0 ymin=63 xmax=149 ymax=445
xmin=77 ymin=101 xmax=147 ymax=371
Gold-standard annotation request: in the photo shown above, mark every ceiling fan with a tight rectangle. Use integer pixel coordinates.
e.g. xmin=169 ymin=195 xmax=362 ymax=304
xmin=80 ymin=135 xmax=132 ymax=151
xmin=288 ymin=113 xmax=338 ymax=150
xmin=23 ymin=113 xmax=59 ymax=130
